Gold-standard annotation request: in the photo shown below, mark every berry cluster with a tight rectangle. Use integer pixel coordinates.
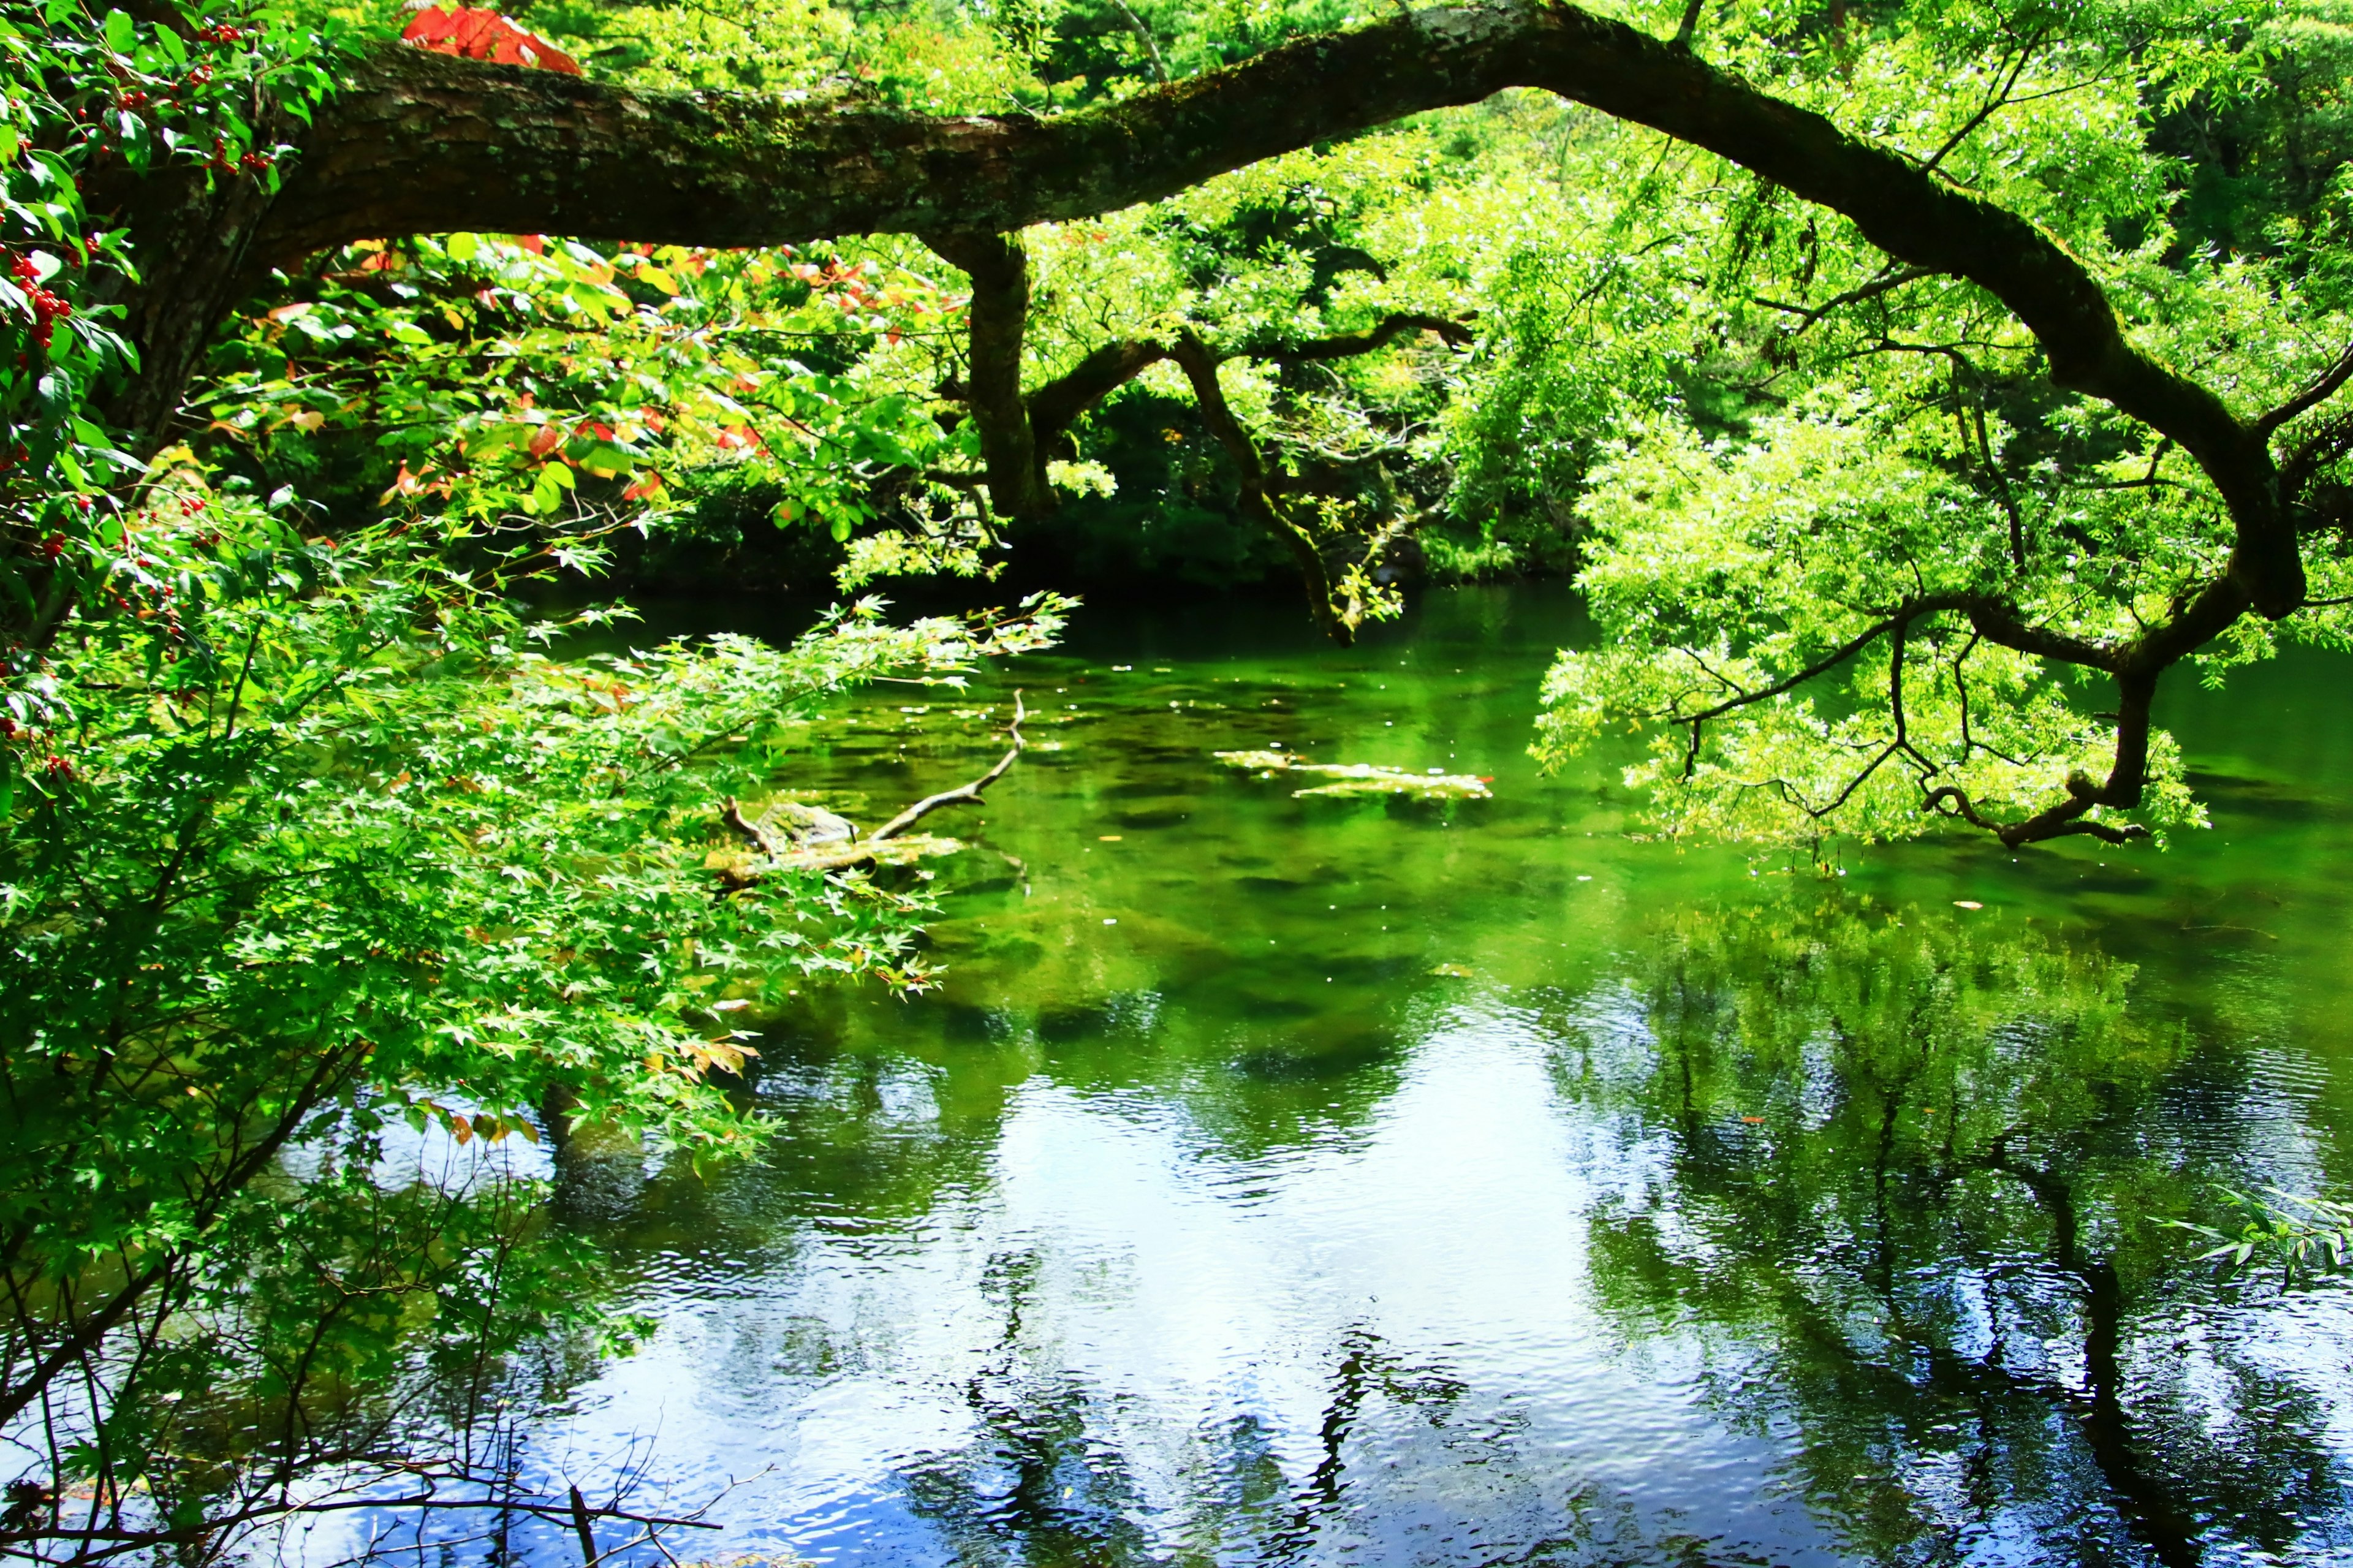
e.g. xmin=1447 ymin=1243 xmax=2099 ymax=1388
xmin=0 ymin=713 xmax=72 ymax=779
xmin=207 ymin=134 xmax=274 ymax=173
xmin=8 ymin=254 xmax=72 ymax=350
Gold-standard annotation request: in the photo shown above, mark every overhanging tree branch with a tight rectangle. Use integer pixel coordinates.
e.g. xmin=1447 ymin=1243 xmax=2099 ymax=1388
xmin=89 ymin=1 xmax=2323 ymax=844
xmin=103 ymin=2 xmax=2294 ymax=625
xmin=915 ymin=231 xmax=1462 ymax=641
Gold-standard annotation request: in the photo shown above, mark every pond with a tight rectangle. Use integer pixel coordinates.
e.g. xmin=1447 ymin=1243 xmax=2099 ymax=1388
xmin=504 ymin=581 xmax=2353 ymax=1567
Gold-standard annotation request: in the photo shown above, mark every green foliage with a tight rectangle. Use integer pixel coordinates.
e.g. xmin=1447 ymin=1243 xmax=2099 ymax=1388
xmin=0 ymin=450 xmax=1064 ymax=1551
xmin=200 ymin=233 xmax=964 ymax=548
xmin=2164 ymin=1184 xmax=2353 ymax=1287
xmin=1514 ymin=0 xmax=2353 ymax=846
xmin=0 ymin=0 xmax=337 ymax=614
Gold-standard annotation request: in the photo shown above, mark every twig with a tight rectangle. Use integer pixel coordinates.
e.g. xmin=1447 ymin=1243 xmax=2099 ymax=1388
xmin=569 ymin=1485 xmax=601 ymax=1568
xmin=1754 ymin=265 xmax=1935 ymax=333
xmin=1110 ymin=0 xmax=1168 ymax=80
xmin=1920 ymin=34 xmax=2047 ymax=176
xmin=868 ymin=691 xmax=1026 ymax=841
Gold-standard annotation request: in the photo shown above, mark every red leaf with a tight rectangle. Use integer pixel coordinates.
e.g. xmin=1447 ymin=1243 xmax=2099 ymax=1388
xmin=399 ymin=8 xmax=582 ymax=75
xmin=528 ymin=425 xmax=563 ymax=459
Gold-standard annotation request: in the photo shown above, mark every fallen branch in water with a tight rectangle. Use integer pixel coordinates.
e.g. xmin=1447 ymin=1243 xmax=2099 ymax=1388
xmin=711 ymin=693 xmax=1027 ymax=885
xmin=870 ymin=689 xmax=1028 ymax=840
xmin=1215 ymin=748 xmax=1491 ymax=799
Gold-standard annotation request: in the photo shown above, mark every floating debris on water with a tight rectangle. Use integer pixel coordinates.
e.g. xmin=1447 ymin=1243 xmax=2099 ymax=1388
xmin=1430 ymin=962 xmax=1476 ymax=979
xmin=1214 ymin=749 xmax=1493 ymax=800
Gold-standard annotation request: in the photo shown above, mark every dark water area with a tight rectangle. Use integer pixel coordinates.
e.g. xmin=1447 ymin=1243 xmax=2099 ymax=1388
xmin=483 ymin=582 xmax=2353 ymax=1566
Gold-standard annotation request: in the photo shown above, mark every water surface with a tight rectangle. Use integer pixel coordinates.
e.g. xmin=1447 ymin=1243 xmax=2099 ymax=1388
xmin=517 ymin=582 xmax=2353 ymax=1567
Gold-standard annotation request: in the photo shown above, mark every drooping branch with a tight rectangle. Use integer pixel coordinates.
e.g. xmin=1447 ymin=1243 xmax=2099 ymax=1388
xmin=917 ymin=231 xmax=1462 ymax=641
xmin=1168 ymin=331 xmax=1366 ymax=645
xmin=1754 ymin=265 xmax=1936 ymax=332
xmin=1640 ymin=586 xmax=2245 ymax=847
xmin=1026 ymin=338 xmax=1175 ymax=453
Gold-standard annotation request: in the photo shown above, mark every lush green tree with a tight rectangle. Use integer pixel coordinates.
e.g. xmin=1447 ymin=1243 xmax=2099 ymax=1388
xmin=0 ymin=445 xmax=1063 ymax=1556
xmin=2 ymin=13 xmax=1077 ymax=1556
xmin=25 ymin=0 xmax=2349 ymax=848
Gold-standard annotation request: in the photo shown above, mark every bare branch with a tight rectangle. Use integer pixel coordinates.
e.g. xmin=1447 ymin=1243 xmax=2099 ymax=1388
xmin=1661 ymin=599 xmax=1956 ymax=731
xmin=1919 ymin=32 xmax=2047 ymax=176
xmin=1754 ymin=265 xmax=1935 ymax=332
xmin=868 ymin=691 xmax=1028 ymax=841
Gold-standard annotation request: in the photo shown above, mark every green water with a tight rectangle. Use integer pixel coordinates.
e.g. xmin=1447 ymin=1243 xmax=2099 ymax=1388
xmin=527 ymin=582 xmax=2353 ymax=1567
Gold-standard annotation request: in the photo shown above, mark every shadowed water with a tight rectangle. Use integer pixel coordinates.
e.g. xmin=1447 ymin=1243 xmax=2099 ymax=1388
xmin=488 ymin=583 xmax=2353 ymax=1567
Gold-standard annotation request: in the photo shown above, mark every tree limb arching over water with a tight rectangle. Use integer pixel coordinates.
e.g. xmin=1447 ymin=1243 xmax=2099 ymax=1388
xmin=90 ymin=1 xmax=2353 ymax=849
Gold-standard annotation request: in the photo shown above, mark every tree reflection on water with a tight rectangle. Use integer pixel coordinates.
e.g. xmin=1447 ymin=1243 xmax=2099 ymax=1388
xmin=548 ymin=892 xmax=2353 ymax=1567
xmin=1555 ymin=898 xmax=2349 ymax=1566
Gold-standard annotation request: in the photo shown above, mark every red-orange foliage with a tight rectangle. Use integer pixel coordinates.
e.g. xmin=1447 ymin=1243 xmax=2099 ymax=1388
xmin=398 ymin=7 xmax=582 ymax=74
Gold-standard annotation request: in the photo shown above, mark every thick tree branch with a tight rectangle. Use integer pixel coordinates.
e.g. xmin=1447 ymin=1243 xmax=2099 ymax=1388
xmin=94 ymin=4 xmax=2283 ymax=618
xmin=1026 ymin=338 xmax=1174 ymax=451
xmin=1242 ymin=312 xmax=1475 ymax=362
xmin=921 ymin=231 xmax=1046 ymax=520
xmin=1170 ymin=332 xmax=1361 ymax=644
